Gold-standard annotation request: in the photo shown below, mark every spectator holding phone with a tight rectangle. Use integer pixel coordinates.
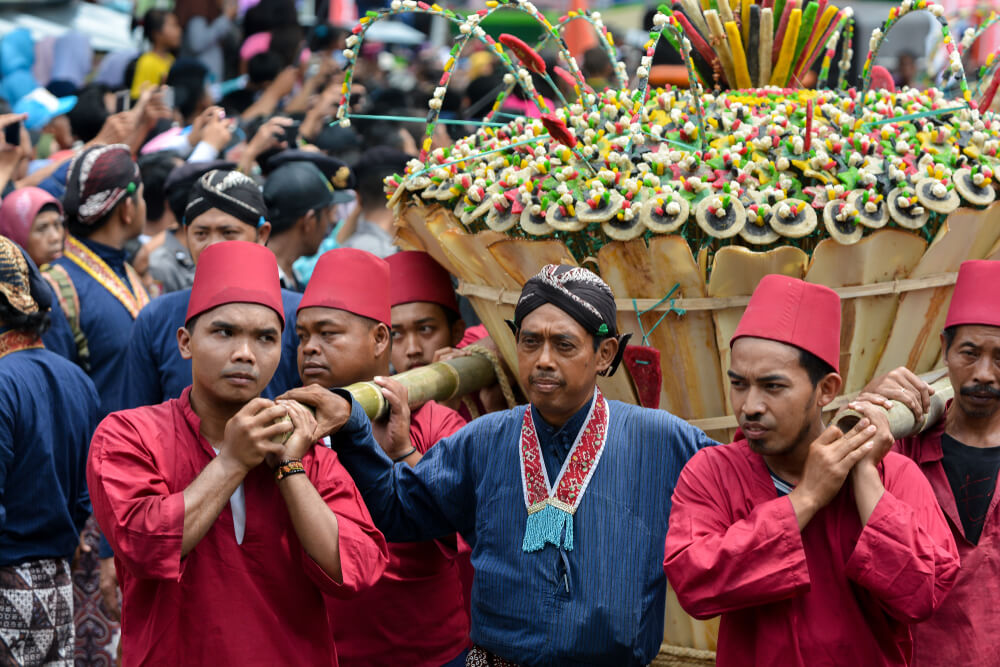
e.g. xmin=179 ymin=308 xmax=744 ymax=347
xmin=131 ymin=10 xmax=182 ymax=99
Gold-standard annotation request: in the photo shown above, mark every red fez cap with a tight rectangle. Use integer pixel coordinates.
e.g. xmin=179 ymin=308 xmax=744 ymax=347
xmin=299 ymin=248 xmax=390 ymax=325
xmin=386 ymin=251 xmax=459 ymax=314
xmin=731 ymin=274 xmax=841 ymax=373
xmin=185 ymin=241 xmax=284 ymax=327
xmin=945 ymin=260 xmax=1000 ymax=330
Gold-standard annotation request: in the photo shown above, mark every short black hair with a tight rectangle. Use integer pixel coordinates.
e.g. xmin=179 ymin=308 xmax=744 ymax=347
xmin=799 ymin=347 xmax=836 ymax=386
xmin=67 ymin=83 xmax=111 ymax=143
xmin=143 ymin=9 xmax=170 ymax=44
xmin=0 ymin=293 xmax=50 ymax=337
xmin=138 ymin=151 xmax=181 ymax=222
xmin=943 ymin=325 xmax=957 ymax=352
xmin=247 ymin=51 xmax=283 ymax=86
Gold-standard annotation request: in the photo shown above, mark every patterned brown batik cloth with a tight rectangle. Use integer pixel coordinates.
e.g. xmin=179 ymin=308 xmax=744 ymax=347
xmin=465 ymin=645 xmax=521 ymax=667
xmin=0 ymin=558 xmax=73 ymax=666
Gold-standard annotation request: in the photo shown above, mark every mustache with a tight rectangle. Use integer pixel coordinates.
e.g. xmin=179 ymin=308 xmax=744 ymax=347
xmin=529 ymin=372 xmax=565 ymax=386
xmin=961 ymin=384 xmax=1000 ymax=398
xmin=222 ymin=365 xmax=258 ymax=380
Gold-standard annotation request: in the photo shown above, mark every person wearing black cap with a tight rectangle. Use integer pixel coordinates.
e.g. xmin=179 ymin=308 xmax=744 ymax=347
xmin=262 ymin=161 xmax=337 ymax=291
xmin=342 ymin=146 xmax=409 ymax=258
xmin=294 ymin=264 xmax=716 ymax=667
xmin=117 ymin=169 xmax=304 ymax=414
xmin=147 ymin=159 xmax=234 ymax=294
xmin=0 ymin=235 xmax=99 ymax=667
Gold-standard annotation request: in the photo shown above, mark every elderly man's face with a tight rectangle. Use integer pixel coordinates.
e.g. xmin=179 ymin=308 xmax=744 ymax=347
xmin=516 ymin=303 xmax=618 ymax=428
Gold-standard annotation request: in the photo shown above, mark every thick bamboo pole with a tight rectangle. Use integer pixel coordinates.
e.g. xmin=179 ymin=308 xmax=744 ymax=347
xmin=833 ymin=373 xmax=953 ymax=438
xmin=345 ymin=354 xmax=498 ymax=420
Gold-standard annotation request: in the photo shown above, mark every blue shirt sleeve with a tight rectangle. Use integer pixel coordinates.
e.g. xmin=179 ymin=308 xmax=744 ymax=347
xmin=330 ymin=390 xmax=478 ymax=543
xmin=117 ymin=306 xmax=164 ymax=411
xmin=40 ymin=290 xmax=79 ymax=366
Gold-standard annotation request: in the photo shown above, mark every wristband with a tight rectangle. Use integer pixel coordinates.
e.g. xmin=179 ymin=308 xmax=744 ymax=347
xmin=392 ymin=447 xmax=417 ymax=463
xmin=274 ymin=458 xmax=305 ymax=482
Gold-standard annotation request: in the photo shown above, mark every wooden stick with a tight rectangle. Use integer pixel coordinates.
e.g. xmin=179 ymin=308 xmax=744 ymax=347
xmin=741 ymin=0 xmax=752 ymax=45
xmin=705 ymin=9 xmax=739 ymax=87
xmin=792 ymin=1 xmax=819 ymax=73
xmin=747 ymin=4 xmax=761 ymax=86
xmin=795 ymin=7 xmax=841 ymax=80
xmin=772 ymin=0 xmax=799 ymax=64
xmin=759 ymin=7 xmax=774 ymax=86
xmin=770 ymin=7 xmax=801 ymax=86
xmin=725 ymin=20 xmax=753 ymax=88
xmin=681 ymin=0 xmax=712 ymax=39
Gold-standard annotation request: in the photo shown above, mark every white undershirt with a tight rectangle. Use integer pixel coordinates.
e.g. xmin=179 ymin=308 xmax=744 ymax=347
xmin=212 ymin=447 xmax=246 ymax=544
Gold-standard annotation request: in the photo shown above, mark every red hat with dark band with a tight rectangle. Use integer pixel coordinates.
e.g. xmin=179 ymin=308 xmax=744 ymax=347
xmin=299 ymin=248 xmax=390 ymax=325
xmin=945 ymin=260 xmax=1000 ymax=329
xmin=730 ymin=274 xmax=841 ymax=373
xmin=386 ymin=251 xmax=459 ymax=314
xmin=186 ymin=241 xmax=284 ymax=327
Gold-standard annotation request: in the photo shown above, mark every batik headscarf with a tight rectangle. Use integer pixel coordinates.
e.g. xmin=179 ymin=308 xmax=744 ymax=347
xmin=510 ymin=264 xmax=630 ymax=375
xmin=63 ymin=144 xmax=141 ymax=227
xmin=0 ymin=234 xmax=51 ymax=315
xmin=184 ymin=169 xmax=268 ymax=229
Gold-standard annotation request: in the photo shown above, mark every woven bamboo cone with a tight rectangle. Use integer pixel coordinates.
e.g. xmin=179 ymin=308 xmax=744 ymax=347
xmin=873 ymin=202 xmax=1000 ymax=377
xmin=804 ymin=230 xmax=927 ymax=393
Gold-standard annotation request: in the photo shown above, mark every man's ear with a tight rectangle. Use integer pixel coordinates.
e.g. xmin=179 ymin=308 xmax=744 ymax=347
xmin=594 ymin=336 xmax=619 ymax=375
xmin=301 ymin=210 xmax=317 ymax=235
xmin=256 ymin=221 xmax=272 ymax=245
xmin=815 ymin=372 xmax=844 ymax=408
xmin=373 ymin=322 xmax=391 ymax=358
xmin=177 ymin=326 xmax=193 ymax=360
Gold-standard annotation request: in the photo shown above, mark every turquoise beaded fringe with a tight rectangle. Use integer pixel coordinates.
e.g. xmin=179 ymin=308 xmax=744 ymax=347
xmin=522 ymin=503 xmax=575 ymax=552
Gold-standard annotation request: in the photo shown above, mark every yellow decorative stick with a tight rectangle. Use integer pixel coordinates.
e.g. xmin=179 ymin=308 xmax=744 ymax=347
xmin=770 ymin=7 xmax=801 ymax=86
xmin=759 ymin=7 xmax=774 ymax=87
xmin=741 ymin=0 xmax=752 ymax=45
xmin=726 ymin=20 xmax=753 ymax=89
xmin=705 ymin=10 xmax=739 ymax=87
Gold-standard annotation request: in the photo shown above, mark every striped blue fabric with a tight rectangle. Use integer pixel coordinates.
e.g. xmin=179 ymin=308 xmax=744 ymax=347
xmin=332 ymin=394 xmax=716 ymax=666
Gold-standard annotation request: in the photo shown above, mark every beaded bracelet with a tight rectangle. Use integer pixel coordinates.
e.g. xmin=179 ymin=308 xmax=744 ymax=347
xmin=392 ymin=447 xmax=418 ymax=463
xmin=274 ymin=458 xmax=305 ymax=482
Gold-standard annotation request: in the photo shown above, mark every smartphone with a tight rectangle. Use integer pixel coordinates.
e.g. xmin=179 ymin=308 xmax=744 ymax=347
xmin=282 ymin=120 xmax=301 ymax=147
xmin=4 ymin=120 xmax=20 ymax=147
xmin=161 ymin=86 xmax=175 ymax=110
xmin=115 ymin=90 xmax=131 ymax=113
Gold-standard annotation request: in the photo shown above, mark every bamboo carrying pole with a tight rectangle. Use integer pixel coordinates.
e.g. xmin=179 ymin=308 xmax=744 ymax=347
xmin=833 ymin=373 xmax=954 ymax=438
xmin=344 ymin=354 xmax=498 ymax=420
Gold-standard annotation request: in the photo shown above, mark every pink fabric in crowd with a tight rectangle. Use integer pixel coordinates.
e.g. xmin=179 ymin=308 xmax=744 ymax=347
xmin=0 ymin=187 xmax=63 ymax=249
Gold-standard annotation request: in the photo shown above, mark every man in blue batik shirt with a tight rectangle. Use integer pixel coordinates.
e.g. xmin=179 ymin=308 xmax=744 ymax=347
xmin=283 ymin=264 xmax=716 ymax=667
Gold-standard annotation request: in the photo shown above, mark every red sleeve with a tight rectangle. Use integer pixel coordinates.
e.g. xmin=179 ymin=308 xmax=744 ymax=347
xmin=844 ymin=454 xmax=960 ymax=623
xmin=664 ymin=449 xmax=811 ymax=619
xmin=407 ymin=402 xmax=467 ymax=557
xmin=303 ymin=448 xmax=389 ymax=599
xmin=86 ymin=412 xmax=186 ymax=581
xmin=456 ymin=324 xmax=488 ymax=349
xmin=409 ymin=401 xmax=467 ymax=455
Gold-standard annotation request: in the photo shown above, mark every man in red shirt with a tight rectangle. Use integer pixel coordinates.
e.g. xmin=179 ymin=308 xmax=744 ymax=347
xmin=863 ymin=259 xmax=1000 ymax=666
xmin=664 ymin=274 xmax=959 ymax=666
xmin=87 ymin=241 xmax=388 ymax=665
xmin=282 ymin=247 xmax=469 ymax=667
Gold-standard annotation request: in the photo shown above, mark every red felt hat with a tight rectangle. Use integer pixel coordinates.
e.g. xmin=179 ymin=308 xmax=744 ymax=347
xmin=185 ymin=241 xmax=284 ymax=327
xmin=945 ymin=260 xmax=1000 ymax=330
xmin=731 ymin=274 xmax=841 ymax=373
xmin=299 ymin=248 xmax=390 ymax=325
xmin=386 ymin=251 xmax=459 ymax=313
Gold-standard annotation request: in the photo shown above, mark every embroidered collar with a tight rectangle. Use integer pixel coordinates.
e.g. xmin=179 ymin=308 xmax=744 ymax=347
xmin=64 ymin=235 xmax=150 ymax=318
xmin=519 ymin=388 xmax=610 ymax=552
xmin=0 ymin=329 xmax=43 ymax=360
